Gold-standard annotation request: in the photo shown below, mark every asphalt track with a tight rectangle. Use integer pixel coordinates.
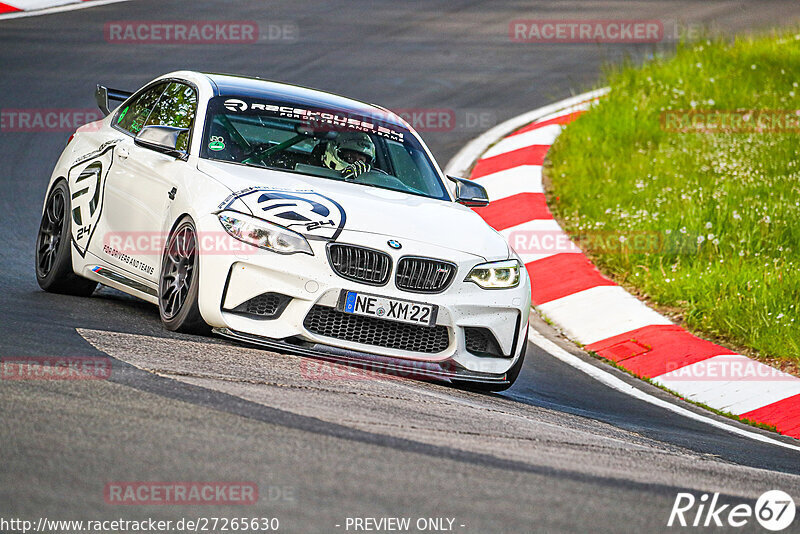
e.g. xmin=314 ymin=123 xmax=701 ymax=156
xmin=2 ymin=2 xmax=800 ymax=532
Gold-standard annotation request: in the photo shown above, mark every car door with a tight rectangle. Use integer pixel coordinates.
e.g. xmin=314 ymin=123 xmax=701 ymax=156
xmin=99 ymin=81 xmax=198 ymax=284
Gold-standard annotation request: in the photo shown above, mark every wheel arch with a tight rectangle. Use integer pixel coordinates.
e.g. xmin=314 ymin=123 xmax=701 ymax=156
xmin=42 ymin=176 xmax=68 ymax=216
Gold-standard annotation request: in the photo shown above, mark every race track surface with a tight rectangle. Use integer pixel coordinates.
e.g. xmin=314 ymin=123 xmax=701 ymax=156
xmin=2 ymin=2 xmax=800 ymax=532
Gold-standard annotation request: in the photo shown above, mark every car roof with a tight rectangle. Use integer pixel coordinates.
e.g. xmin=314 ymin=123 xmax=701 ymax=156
xmin=201 ymin=72 xmax=407 ymax=129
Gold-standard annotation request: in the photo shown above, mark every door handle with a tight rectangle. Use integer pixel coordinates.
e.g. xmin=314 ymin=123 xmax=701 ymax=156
xmin=117 ymin=146 xmax=129 ymax=159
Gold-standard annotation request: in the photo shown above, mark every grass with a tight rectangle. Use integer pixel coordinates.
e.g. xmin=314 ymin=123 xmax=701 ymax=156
xmin=546 ymin=29 xmax=800 ymax=367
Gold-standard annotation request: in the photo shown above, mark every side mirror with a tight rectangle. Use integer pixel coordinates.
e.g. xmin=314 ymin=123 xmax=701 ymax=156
xmin=447 ymin=175 xmax=489 ymax=207
xmin=134 ymin=125 xmax=189 ymax=161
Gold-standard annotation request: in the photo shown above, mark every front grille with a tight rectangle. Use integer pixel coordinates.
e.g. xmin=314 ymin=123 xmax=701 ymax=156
xmin=395 ymin=257 xmax=456 ymax=293
xmin=303 ymin=305 xmax=449 ymax=354
xmin=328 ymin=244 xmax=391 ymax=286
xmin=229 ymin=292 xmax=290 ymax=319
xmin=464 ymin=327 xmax=505 ymax=358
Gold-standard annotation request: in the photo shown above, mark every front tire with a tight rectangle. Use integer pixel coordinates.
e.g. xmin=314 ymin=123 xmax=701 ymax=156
xmin=35 ymin=180 xmax=97 ymax=296
xmin=158 ymin=217 xmax=209 ymax=334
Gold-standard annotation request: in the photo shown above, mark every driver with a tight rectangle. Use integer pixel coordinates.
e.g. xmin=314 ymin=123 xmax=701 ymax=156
xmin=321 ymin=131 xmax=376 ymax=180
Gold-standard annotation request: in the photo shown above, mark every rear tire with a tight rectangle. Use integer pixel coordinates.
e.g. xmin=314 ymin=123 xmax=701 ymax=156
xmin=35 ymin=180 xmax=97 ymax=296
xmin=456 ymin=331 xmax=527 ymax=393
xmin=158 ymin=216 xmax=210 ymax=335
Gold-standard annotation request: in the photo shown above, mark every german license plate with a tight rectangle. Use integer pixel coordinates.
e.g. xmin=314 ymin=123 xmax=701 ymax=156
xmin=338 ymin=290 xmax=438 ymax=327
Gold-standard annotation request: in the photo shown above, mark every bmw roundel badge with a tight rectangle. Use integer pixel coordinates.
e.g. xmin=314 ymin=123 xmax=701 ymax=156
xmin=387 ymin=240 xmax=402 ymax=249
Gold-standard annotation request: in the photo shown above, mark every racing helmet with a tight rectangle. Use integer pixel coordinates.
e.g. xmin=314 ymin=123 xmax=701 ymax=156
xmin=322 ymin=131 xmax=376 ymax=171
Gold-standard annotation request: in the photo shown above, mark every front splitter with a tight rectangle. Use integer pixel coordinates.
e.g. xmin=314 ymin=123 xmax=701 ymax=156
xmin=212 ymin=327 xmax=509 ymax=385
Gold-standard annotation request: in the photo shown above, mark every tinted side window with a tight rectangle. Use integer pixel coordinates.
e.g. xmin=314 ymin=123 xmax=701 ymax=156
xmin=115 ymin=83 xmax=168 ymax=135
xmin=145 ymin=82 xmax=197 ymax=151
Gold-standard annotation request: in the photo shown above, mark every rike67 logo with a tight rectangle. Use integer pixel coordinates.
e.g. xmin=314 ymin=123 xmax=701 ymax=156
xmin=668 ymin=490 xmax=796 ymax=531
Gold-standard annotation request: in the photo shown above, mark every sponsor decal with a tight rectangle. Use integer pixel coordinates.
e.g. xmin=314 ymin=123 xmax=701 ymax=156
xmin=117 ymin=106 xmax=129 ymax=124
xmin=208 ymin=135 xmax=226 ymax=151
xmin=68 ymin=146 xmax=117 ymax=256
xmin=220 ymin=99 xmax=405 ymax=142
xmin=218 ymin=186 xmax=347 ymax=240
xmin=102 ymin=244 xmax=155 ymax=275
xmin=223 ymin=98 xmax=247 ymax=112
xmin=73 ymin=139 xmax=124 ymax=166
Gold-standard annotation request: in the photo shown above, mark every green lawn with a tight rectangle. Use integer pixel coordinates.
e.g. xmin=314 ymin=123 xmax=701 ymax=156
xmin=546 ymin=30 xmax=800 ymax=365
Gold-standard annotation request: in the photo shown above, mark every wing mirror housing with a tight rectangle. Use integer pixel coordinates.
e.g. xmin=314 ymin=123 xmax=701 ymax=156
xmin=447 ymin=175 xmax=490 ymax=207
xmin=134 ymin=125 xmax=189 ymax=161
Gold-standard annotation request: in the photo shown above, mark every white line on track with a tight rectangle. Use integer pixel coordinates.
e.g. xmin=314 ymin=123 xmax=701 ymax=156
xmin=527 ymin=326 xmax=800 ymax=453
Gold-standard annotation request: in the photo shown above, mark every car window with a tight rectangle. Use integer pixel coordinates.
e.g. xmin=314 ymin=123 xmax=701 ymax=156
xmin=200 ymin=96 xmax=450 ymax=201
xmin=115 ymin=82 xmax=168 ymax=136
xmin=385 ymin=139 xmax=427 ymax=191
xmin=144 ymin=82 xmax=198 ymax=152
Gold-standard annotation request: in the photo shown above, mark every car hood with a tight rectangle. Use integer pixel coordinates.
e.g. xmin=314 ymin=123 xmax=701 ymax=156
xmin=198 ymin=160 xmax=508 ymax=260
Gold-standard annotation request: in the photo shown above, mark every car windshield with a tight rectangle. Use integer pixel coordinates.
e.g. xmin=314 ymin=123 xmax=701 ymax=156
xmin=200 ymin=96 xmax=450 ymax=200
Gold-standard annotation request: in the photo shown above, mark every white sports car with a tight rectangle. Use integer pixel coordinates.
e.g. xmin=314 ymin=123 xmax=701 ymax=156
xmin=36 ymin=71 xmax=530 ymax=390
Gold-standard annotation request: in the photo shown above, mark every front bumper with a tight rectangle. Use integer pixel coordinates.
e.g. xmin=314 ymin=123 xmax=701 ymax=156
xmin=197 ymin=220 xmax=530 ymax=377
xmin=212 ymin=327 xmax=513 ymax=385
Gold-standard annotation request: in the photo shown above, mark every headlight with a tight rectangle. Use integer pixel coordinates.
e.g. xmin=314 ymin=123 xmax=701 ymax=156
xmin=466 ymin=259 xmax=521 ymax=289
xmin=218 ymin=211 xmax=313 ymax=255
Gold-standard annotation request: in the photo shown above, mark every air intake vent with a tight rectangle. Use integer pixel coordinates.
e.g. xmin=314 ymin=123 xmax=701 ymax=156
xmin=228 ymin=292 xmax=290 ymax=319
xmin=327 ymin=244 xmax=392 ymax=286
xmin=395 ymin=257 xmax=456 ymax=293
xmin=464 ymin=327 xmax=506 ymax=358
xmin=304 ymin=305 xmax=449 ymax=354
